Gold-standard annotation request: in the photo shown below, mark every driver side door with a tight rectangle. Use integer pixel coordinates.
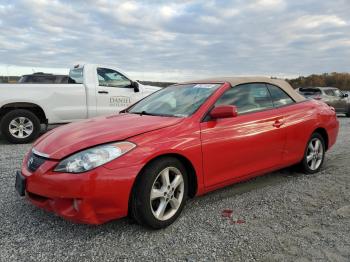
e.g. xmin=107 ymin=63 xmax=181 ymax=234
xmin=200 ymin=83 xmax=287 ymax=188
xmin=96 ymin=67 xmax=141 ymax=116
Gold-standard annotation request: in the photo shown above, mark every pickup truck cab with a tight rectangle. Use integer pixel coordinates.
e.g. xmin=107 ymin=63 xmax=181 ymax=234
xmin=0 ymin=64 xmax=160 ymax=143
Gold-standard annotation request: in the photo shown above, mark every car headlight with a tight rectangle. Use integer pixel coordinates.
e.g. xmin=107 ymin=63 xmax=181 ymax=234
xmin=54 ymin=142 xmax=136 ymax=173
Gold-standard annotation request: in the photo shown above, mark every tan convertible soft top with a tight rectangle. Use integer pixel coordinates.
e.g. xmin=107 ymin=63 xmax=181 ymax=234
xmin=182 ymin=77 xmax=305 ymax=102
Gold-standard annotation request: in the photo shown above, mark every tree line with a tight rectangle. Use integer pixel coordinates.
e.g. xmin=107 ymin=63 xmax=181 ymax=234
xmin=287 ymin=72 xmax=350 ymax=90
xmin=0 ymin=76 xmax=20 ymax=83
xmin=1 ymin=73 xmax=350 ymax=90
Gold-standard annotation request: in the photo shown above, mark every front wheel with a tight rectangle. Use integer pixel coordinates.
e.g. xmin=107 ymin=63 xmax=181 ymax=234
xmin=300 ymin=133 xmax=325 ymax=174
xmin=0 ymin=109 xmax=41 ymax=144
xmin=130 ymin=157 xmax=188 ymax=229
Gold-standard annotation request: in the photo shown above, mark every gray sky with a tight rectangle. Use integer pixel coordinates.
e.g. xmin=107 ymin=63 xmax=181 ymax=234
xmin=0 ymin=0 xmax=349 ymax=81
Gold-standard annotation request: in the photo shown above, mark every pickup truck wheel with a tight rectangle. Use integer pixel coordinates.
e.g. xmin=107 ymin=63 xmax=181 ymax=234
xmin=1 ymin=109 xmax=41 ymax=144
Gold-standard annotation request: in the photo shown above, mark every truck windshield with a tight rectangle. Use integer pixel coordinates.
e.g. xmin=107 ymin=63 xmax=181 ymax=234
xmin=68 ymin=68 xmax=83 ymax=84
xmin=128 ymin=83 xmax=221 ymax=117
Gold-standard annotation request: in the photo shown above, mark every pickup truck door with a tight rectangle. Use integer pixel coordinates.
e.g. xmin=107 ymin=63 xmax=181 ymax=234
xmin=95 ymin=67 xmax=142 ymax=116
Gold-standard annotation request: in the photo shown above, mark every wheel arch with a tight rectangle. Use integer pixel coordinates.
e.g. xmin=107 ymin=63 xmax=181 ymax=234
xmin=129 ymin=153 xmax=198 ymax=217
xmin=312 ymin=127 xmax=329 ymax=150
xmin=0 ymin=102 xmax=47 ymax=124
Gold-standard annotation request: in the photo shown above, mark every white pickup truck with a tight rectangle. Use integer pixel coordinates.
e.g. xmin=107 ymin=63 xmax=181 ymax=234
xmin=0 ymin=64 xmax=160 ymax=143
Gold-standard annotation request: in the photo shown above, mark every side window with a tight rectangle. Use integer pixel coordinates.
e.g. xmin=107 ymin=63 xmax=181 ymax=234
xmin=215 ymin=83 xmax=274 ymax=114
xmin=97 ymin=68 xmax=131 ymax=88
xmin=324 ymin=89 xmax=335 ymax=96
xmin=266 ymin=84 xmax=294 ymax=107
xmin=333 ymin=89 xmax=343 ymax=98
xmin=25 ymin=76 xmax=33 ymax=82
xmin=68 ymin=68 xmax=84 ymax=84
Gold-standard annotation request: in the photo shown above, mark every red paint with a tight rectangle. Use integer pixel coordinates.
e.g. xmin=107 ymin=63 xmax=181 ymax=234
xmin=33 ymin=114 xmax=184 ymax=160
xmin=21 ymin=82 xmax=339 ymax=224
xmin=210 ymin=105 xmax=238 ymax=119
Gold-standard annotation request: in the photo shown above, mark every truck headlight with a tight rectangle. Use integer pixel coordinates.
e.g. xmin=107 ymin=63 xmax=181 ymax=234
xmin=54 ymin=142 xmax=136 ymax=173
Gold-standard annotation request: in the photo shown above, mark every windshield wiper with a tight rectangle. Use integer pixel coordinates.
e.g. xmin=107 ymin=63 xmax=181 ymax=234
xmin=129 ymin=111 xmax=176 ymax=117
xmin=129 ymin=111 xmax=156 ymax=116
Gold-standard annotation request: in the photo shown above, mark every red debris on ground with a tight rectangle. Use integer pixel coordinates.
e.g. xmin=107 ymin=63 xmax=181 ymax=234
xmin=221 ymin=209 xmax=246 ymax=224
xmin=221 ymin=209 xmax=233 ymax=218
xmin=229 ymin=219 xmax=246 ymax=224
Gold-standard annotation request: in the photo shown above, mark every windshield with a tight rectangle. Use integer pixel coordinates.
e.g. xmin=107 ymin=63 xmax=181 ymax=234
xmin=333 ymin=89 xmax=343 ymax=97
xmin=128 ymin=83 xmax=221 ymax=117
xmin=18 ymin=76 xmax=28 ymax=83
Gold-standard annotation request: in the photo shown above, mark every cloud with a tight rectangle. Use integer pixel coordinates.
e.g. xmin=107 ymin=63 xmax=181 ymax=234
xmin=0 ymin=0 xmax=349 ymax=81
xmin=293 ymin=15 xmax=347 ymax=29
xmin=250 ymin=0 xmax=285 ymax=9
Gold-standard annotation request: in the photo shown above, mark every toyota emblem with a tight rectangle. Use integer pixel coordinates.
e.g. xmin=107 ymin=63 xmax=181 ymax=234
xmin=28 ymin=157 xmax=34 ymax=166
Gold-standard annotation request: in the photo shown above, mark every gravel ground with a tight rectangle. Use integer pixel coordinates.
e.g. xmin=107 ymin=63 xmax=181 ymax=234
xmin=0 ymin=118 xmax=349 ymax=262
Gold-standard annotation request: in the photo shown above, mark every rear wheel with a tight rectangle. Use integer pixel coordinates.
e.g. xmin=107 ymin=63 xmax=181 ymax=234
xmin=1 ymin=109 xmax=41 ymax=144
xmin=130 ymin=157 xmax=188 ymax=229
xmin=300 ymin=133 xmax=325 ymax=174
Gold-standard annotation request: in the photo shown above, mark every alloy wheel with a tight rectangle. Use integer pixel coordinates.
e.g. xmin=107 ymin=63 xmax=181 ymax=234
xmin=306 ymin=137 xmax=324 ymax=170
xmin=9 ymin=117 xmax=34 ymax=139
xmin=150 ymin=167 xmax=185 ymax=221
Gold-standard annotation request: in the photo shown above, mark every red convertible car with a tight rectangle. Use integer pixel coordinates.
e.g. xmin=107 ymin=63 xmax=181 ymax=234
xmin=16 ymin=77 xmax=339 ymax=229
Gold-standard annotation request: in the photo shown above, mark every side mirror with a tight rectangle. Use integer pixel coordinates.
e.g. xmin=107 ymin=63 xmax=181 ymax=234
xmin=343 ymin=93 xmax=348 ymax=98
xmin=131 ymin=81 xmax=139 ymax=92
xmin=210 ymin=105 xmax=238 ymax=119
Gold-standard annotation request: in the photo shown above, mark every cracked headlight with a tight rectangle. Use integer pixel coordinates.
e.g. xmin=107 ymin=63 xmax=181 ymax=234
xmin=54 ymin=142 xmax=136 ymax=173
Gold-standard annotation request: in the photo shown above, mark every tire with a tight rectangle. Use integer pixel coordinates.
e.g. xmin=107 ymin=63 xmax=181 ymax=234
xmin=0 ymin=109 xmax=41 ymax=144
xmin=300 ymin=133 xmax=326 ymax=174
xmin=130 ymin=157 xmax=188 ymax=229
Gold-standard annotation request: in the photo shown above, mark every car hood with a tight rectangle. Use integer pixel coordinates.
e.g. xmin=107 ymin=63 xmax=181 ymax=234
xmin=33 ymin=113 xmax=183 ymax=160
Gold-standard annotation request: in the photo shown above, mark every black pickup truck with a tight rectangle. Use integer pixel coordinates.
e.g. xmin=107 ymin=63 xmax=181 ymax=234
xmin=19 ymin=72 xmax=68 ymax=84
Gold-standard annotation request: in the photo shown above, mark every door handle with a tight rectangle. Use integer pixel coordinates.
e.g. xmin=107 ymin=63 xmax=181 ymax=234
xmin=98 ymin=90 xmax=109 ymax=94
xmin=273 ymin=119 xmax=285 ymax=128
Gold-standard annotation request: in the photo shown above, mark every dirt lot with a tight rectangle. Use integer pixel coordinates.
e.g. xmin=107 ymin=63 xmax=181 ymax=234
xmin=0 ymin=117 xmax=349 ymax=261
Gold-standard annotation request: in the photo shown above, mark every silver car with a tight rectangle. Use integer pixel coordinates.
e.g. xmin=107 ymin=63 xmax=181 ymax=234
xmin=297 ymin=87 xmax=350 ymax=117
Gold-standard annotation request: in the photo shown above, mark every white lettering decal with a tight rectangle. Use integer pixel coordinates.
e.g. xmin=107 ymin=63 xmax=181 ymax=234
xmin=109 ymin=96 xmax=131 ymax=107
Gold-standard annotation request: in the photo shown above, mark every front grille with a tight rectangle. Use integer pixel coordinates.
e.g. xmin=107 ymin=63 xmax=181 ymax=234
xmin=27 ymin=151 xmax=46 ymax=172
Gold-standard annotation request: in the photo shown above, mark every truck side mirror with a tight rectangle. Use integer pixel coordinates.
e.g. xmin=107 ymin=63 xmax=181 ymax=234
xmin=132 ymin=81 xmax=139 ymax=92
